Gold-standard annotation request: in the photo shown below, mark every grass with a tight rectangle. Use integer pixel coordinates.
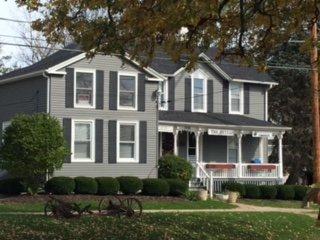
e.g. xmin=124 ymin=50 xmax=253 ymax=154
xmin=0 ymin=199 xmax=235 ymax=213
xmin=0 ymin=212 xmax=319 ymax=239
xmin=240 ymin=199 xmax=319 ymax=209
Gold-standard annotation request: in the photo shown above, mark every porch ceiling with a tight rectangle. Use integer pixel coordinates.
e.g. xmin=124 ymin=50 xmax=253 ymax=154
xmin=159 ymin=111 xmax=290 ymax=131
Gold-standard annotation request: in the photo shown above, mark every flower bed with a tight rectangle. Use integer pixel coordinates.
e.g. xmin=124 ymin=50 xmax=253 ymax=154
xmin=248 ymin=165 xmax=276 ymax=172
xmin=206 ymin=164 xmax=236 ymax=170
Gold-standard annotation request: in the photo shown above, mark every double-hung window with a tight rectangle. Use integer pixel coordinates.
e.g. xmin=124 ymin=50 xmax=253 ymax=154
xmin=229 ymin=82 xmax=244 ymax=114
xmin=191 ymin=70 xmax=207 ymax=112
xmin=227 ymin=136 xmax=238 ymax=163
xmin=118 ymin=72 xmax=137 ymax=110
xmin=159 ymin=80 xmax=168 ymax=110
xmin=117 ymin=121 xmax=139 ymax=163
xmin=74 ymin=69 xmax=95 ymax=108
xmin=72 ymin=120 xmax=95 ymax=162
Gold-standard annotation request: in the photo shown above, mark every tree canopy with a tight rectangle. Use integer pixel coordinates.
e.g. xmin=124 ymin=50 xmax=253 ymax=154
xmin=16 ymin=0 xmax=315 ymax=68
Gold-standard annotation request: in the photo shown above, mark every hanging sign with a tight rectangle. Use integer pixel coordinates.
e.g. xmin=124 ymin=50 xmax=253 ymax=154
xmin=208 ymin=129 xmax=235 ymax=136
xmin=158 ymin=125 xmax=174 ymax=132
xmin=252 ymin=131 xmax=274 ymax=139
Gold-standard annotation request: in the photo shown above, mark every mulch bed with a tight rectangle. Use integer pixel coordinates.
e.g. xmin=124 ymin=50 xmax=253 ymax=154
xmin=0 ymin=194 xmax=186 ymax=204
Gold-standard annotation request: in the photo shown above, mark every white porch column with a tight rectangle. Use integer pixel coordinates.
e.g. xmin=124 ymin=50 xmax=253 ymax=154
xmin=173 ymin=128 xmax=179 ymax=155
xmin=237 ymin=133 xmax=243 ymax=178
xmin=195 ymin=131 xmax=201 ymax=163
xmin=159 ymin=132 xmax=163 ymax=157
xmin=278 ymin=133 xmax=284 ymax=178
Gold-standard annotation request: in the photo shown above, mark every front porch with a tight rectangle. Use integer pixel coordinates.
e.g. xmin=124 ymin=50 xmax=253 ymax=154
xmin=158 ymin=114 xmax=291 ymax=194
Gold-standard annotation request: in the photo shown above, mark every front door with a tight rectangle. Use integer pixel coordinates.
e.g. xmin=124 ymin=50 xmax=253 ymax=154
xmin=187 ymin=132 xmax=197 ymax=166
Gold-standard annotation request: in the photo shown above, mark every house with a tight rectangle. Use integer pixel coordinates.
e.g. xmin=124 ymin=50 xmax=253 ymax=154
xmin=0 ymin=44 xmax=290 ymax=193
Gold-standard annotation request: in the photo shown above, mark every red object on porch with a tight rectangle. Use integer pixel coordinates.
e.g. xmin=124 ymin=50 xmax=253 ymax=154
xmin=205 ymin=164 xmax=236 ymax=170
xmin=248 ymin=165 xmax=276 ymax=172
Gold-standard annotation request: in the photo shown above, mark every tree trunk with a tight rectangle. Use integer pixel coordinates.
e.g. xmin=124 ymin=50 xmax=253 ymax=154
xmin=310 ymin=5 xmax=320 ymax=183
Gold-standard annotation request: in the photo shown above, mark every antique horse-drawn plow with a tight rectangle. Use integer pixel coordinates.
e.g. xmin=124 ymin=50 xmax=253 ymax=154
xmin=44 ymin=195 xmax=143 ymax=218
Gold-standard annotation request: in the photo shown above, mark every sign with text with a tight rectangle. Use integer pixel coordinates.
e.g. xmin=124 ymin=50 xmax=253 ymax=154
xmin=208 ymin=129 xmax=235 ymax=136
xmin=252 ymin=131 xmax=274 ymax=139
xmin=158 ymin=125 xmax=174 ymax=132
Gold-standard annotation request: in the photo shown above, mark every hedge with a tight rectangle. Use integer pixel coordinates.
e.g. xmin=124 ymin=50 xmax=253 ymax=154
xmin=95 ymin=177 xmax=119 ymax=195
xmin=74 ymin=177 xmax=98 ymax=194
xmin=165 ymin=179 xmax=188 ymax=196
xmin=222 ymin=182 xmax=246 ymax=196
xmin=45 ymin=177 xmax=75 ymax=195
xmin=244 ymin=184 xmax=261 ymax=199
xmin=294 ymin=185 xmax=309 ymax=200
xmin=0 ymin=178 xmax=25 ymax=195
xmin=158 ymin=155 xmax=193 ymax=181
xmin=116 ymin=176 xmax=143 ymax=195
xmin=142 ymin=179 xmax=169 ymax=196
xmin=277 ymin=185 xmax=295 ymax=200
xmin=260 ymin=185 xmax=277 ymax=199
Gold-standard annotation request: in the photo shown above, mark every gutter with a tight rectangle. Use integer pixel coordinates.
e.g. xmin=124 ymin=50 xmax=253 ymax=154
xmin=0 ymin=70 xmax=44 ymax=85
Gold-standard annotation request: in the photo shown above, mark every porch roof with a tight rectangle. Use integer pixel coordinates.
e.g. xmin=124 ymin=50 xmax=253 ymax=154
xmin=159 ymin=111 xmax=290 ymax=131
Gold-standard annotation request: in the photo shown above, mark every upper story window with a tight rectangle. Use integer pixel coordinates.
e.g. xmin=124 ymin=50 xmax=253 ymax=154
xmin=118 ymin=72 xmax=138 ymax=110
xmin=74 ymin=69 xmax=96 ymax=108
xmin=117 ymin=121 xmax=139 ymax=163
xmin=159 ymin=80 xmax=168 ymax=110
xmin=229 ymin=82 xmax=244 ymax=114
xmin=191 ymin=70 xmax=207 ymax=112
xmin=72 ymin=120 xmax=95 ymax=162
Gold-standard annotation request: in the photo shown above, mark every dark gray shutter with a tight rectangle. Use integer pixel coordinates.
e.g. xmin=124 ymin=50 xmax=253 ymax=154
xmin=96 ymin=70 xmax=104 ymax=110
xmin=95 ymin=119 xmax=104 ymax=163
xmin=168 ymin=77 xmax=175 ymax=110
xmin=65 ymin=68 xmax=74 ymax=108
xmin=244 ymin=83 xmax=250 ymax=114
xmin=108 ymin=120 xmax=117 ymax=163
xmin=109 ymin=71 xmax=118 ymax=110
xmin=222 ymin=80 xmax=229 ymax=114
xmin=138 ymin=73 xmax=145 ymax=111
xmin=185 ymin=78 xmax=191 ymax=112
xmin=139 ymin=121 xmax=147 ymax=164
xmin=207 ymin=80 xmax=213 ymax=113
xmin=63 ymin=118 xmax=72 ymax=163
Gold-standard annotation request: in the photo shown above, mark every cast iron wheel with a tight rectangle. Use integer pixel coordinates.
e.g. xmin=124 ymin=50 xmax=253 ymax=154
xmin=122 ymin=197 xmax=142 ymax=218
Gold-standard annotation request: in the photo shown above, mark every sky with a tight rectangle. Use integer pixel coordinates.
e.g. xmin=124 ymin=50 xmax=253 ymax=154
xmin=0 ymin=0 xmax=32 ymax=65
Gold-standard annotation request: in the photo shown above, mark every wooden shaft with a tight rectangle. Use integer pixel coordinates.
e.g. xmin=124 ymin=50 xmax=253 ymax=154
xmin=310 ymin=5 xmax=320 ymax=183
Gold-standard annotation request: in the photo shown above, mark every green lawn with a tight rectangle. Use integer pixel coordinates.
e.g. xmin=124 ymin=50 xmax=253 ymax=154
xmin=0 ymin=199 xmax=235 ymax=213
xmin=240 ymin=199 xmax=319 ymax=209
xmin=0 ymin=212 xmax=318 ymax=239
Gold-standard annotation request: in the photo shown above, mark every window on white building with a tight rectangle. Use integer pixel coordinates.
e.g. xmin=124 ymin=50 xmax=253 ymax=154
xmin=191 ymin=70 xmax=207 ymax=112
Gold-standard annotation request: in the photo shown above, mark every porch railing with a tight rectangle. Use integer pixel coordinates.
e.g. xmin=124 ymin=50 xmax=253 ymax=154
xmin=197 ymin=163 xmax=280 ymax=179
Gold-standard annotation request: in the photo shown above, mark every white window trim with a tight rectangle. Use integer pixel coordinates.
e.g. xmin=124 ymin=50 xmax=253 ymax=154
xmin=74 ymin=68 xmax=96 ymax=109
xmin=191 ymin=70 xmax=207 ymax=113
xmin=229 ymin=82 xmax=244 ymax=115
xmin=117 ymin=121 xmax=139 ymax=163
xmin=159 ymin=79 xmax=168 ymax=110
xmin=71 ymin=119 xmax=95 ymax=163
xmin=117 ymin=71 xmax=138 ymax=111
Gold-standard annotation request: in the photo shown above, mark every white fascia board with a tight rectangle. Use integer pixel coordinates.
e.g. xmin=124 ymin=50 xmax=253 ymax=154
xmin=0 ymin=70 xmax=44 ymax=85
xmin=46 ymin=53 xmax=86 ymax=75
xmin=158 ymin=120 xmax=292 ymax=132
xmin=233 ymin=78 xmax=278 ymax=86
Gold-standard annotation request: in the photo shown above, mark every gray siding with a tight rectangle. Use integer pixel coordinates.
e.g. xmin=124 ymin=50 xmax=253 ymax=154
xmin=248 ymin=84 xmax=266 ymax=120
xmin=0 ymin=76 xmax=47 ymax=122
xmin=50 ymin=54 xmax=158 ymax=178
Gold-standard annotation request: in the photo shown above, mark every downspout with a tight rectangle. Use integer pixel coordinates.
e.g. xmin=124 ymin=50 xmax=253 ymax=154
xmin=43 ymin=71 xmax=51 ymax=115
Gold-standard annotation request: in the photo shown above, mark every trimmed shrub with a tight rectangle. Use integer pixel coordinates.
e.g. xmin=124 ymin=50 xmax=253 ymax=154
xmin=244 ymin=184 xmax=261 ymax=199
xmin=74 ymin=177 xmax=97 ymax=194
xmin=260 ymin=185 xmax=277 ymax=199
xmin=116 ymin=176 xmax=143 ymax=195
xmin=158 ymin=155 xmax=193 ymax=181
xmin=277 ymin=185 xmax=295 ymax=200
xmin=95 ymin=177 xmax=119 ymax=195
xmin=45 ymin=177 xmax=75 ymax=195
xmin=294 ymin=185 xmax=309 ymax=200
xmin=142 ymin=179 xmax=170 ymax=196
xmin=222 ymin=182 xmax=245 ymax=196
xmin=0 ymin=178 xmax=25 ymax=195
xmin=165 ymin=178 xmax=188 ymax=196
